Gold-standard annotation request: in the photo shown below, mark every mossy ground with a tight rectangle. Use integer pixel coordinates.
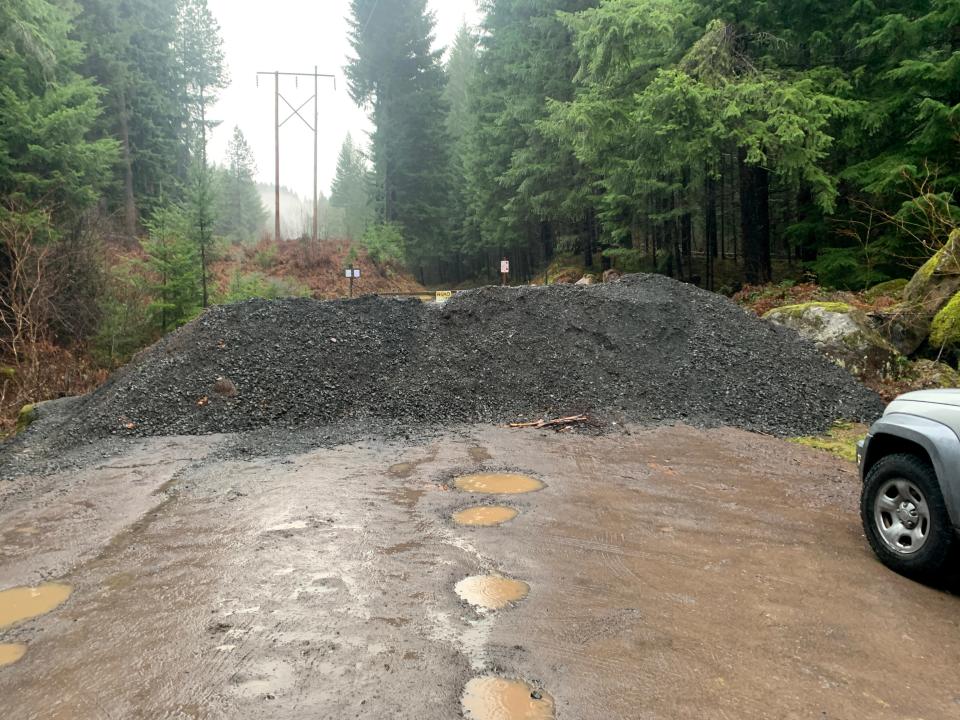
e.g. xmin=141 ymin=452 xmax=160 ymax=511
xmin=789 ymin=421 xmax=868 ymax=463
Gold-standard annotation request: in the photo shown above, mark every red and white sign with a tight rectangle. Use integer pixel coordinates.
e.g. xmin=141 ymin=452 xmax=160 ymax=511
xmin=500 ymin=260 xmax=510 ymax=274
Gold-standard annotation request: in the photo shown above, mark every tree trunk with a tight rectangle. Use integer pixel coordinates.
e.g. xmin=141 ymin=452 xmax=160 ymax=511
xmin=738 ymin=148 xmax=771 ymax=284
xmin=118 ymin=86 xmax=137 ymax=241
xmin=705 ymin=172 xmax=718 ymax=290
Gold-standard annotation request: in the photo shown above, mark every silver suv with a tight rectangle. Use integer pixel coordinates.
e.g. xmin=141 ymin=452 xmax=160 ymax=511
xmin=858 ymin=389 xmax=960 ymax=578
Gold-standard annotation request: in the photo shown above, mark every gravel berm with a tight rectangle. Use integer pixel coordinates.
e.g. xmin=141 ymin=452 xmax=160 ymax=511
xmin=49 ymin=273 xmax=884 ymax=441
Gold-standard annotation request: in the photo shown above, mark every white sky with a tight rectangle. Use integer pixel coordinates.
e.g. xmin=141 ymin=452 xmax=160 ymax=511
xmin=207 ymin=0 xmax=482 ymax=201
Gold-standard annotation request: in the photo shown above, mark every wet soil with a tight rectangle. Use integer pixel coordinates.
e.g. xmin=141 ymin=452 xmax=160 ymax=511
xmin=2 ymin=424 xmax=960 ymax=719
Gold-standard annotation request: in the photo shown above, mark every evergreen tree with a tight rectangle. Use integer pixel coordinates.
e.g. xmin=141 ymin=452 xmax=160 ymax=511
xmin=175 ymin=0 xmax=227 ymax=306
xmin=139 ymin=204 xmax=201 ymax=333
xmin=0 ymin=0 xmax=117 ymax=226
xmin=443 ymin=24 xmax=480 ymax=273
xmin=346 ymin=0 xmax=451 ymax=281
xmin=73 ymin=0 xmax=184 ymax=237
xmin=463 ymin=0 xmax=599 ymax=279
xmin=330 ymin=133 xmax=372 ymax=241
xmin=215 ymin=127 xmax=267 ymax=243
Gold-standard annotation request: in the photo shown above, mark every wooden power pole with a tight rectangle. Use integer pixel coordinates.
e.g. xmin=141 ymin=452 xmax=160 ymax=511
xmin=257 ymin=68 xmax=336 ymax=241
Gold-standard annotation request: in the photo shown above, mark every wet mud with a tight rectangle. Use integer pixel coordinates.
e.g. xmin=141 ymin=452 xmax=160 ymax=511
xmin=2 ymin=424 xmax=959 ymax=719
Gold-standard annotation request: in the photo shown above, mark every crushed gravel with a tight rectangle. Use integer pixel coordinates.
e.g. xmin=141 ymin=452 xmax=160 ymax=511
xmin=34 ymin=273 xmax=882 ymax=443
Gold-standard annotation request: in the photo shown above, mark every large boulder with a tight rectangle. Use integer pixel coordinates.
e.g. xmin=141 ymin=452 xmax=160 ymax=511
xmin=764 ymin=302 xmax=902 ymax=379
xmin=877 ymin=230 xmax=960 ymax=354
xmin=930 ymin=291 xmax=960 ymax=351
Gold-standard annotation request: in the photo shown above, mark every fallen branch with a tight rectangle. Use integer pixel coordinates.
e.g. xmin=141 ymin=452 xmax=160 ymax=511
xmin=509 ymin=415 xmax=590 ymax=430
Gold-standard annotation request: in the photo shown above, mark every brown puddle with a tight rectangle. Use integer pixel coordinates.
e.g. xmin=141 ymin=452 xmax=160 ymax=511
xmin=462 ymin=676 xmax=555 ymax=720
xmin=0 ymin=643 xmax=28 ymax=667
xmin=0 ymin=583 xmax=73 ymax=629
xmin=455 ymin=575 xmax=529 ymax=611
xmin=454 ymin=473 xmax=544 ymax=495
xmin=453 ymin=506 xmax=519 ymax=527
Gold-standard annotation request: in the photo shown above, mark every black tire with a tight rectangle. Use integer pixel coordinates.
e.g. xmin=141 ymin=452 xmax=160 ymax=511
xmin=860 ymin=453 xmax=956 ymax=580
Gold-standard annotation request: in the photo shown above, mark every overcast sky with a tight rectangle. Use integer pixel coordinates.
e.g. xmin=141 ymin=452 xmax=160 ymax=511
xmin=206 ymin=0 xmax=482 ymax=201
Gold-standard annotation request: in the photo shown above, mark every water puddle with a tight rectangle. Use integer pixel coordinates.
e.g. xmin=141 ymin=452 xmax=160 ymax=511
xmin=0 ymin=643 xmax=27 ymax=667
xmin=0 ymin=583 xmax=72 ymax=629
xmin=462 ymin=676 xmax=555 ymax=720
xmin=454 ymin=473 xmax=544 ymax=495
xmin=453 ymin=506 xmax=519 ymax=527
xmin=455 ymin=575 xmax=529 ymax=611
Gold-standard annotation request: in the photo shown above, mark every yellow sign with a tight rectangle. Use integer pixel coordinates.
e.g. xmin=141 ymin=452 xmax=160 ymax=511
xmin=435 ymin=290 xmax=453 ymax=303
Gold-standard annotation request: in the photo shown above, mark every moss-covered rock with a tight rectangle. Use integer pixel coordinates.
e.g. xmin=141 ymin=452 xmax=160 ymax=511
xmin=905 ymin=240 xmax=960 ymax=309
xmin=863 ymin=278 xmax=908 ymax=302
xmin=769 ymin=301 xmax=853 ymax=320
xmin=900 ymin=359 xmax=960 ymax=389
xmin=930 ymin=291 xmax=960 ymax=349
xmin=15 ymin=404 xmax=37 ymax=433
xmin=877 ymin=230 xmax=960 ymax=355
xmin=765 ymin=302 xmax=901 ymax=379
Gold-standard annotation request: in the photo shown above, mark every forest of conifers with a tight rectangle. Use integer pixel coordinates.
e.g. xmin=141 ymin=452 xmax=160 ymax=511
xmin=1 ymin=0 xmax=959 ymax=382
xmin=350 ymin=0 xmax=959 ymax=289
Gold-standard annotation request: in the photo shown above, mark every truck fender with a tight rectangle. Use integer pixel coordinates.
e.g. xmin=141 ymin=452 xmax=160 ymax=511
xmin=863 ymin=413 xmax=960 ymax=529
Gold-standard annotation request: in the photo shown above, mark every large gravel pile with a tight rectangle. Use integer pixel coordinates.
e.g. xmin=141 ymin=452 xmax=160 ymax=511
xmin=60 ymin=274 xmax=884 ymax=439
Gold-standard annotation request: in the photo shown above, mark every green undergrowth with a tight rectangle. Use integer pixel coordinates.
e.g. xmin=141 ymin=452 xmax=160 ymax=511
xmin=789 ymin=421 xmax=868 ymax=463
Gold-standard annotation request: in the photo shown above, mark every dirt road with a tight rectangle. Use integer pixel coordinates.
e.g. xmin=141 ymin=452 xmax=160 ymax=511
xmin=2 ymin=424 xmax=959 ymax=719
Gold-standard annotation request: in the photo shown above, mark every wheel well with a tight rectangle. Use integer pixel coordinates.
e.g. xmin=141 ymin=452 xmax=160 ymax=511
xmin=864 ymin=433 xmax=934 ymax=476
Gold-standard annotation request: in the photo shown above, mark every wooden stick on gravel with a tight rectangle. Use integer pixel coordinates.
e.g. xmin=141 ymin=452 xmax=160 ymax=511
xmin=509 ymin=415 xmax=589 ymax=429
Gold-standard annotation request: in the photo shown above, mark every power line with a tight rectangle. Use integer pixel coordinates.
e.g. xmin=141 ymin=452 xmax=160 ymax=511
xmin=256 ymin=69 xmax=336 ymax=242
xmin=361 ymin=0 xmax=380 ymax=34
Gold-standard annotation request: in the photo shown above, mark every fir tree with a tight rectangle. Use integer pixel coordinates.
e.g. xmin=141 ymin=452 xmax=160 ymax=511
xmin=346 ymin=0 xmax=451 ymax=280
xmin=330 ymin=133 xmax=372 ymax=242
xmin=216 ymin=127 xmax=267 ymax=243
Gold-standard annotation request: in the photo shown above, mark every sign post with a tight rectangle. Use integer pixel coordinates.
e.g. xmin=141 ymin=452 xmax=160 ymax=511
xmin=345 ymin=267 xmax=361 ymax=297
xmin=500 ymin=258 xmax=510 ymax=286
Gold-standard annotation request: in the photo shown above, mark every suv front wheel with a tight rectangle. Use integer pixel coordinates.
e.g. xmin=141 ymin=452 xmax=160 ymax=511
xmin=860 ymin=453 xmax=956 ymax=579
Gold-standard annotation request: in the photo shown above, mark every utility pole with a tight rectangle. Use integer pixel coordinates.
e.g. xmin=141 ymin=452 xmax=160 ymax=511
xmin=256 ymin=68 xmax=336 ymax=241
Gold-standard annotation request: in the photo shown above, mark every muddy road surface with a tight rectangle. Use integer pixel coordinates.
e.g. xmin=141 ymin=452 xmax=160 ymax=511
xmin=2 ymin=424 xmax=959 ymax=719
